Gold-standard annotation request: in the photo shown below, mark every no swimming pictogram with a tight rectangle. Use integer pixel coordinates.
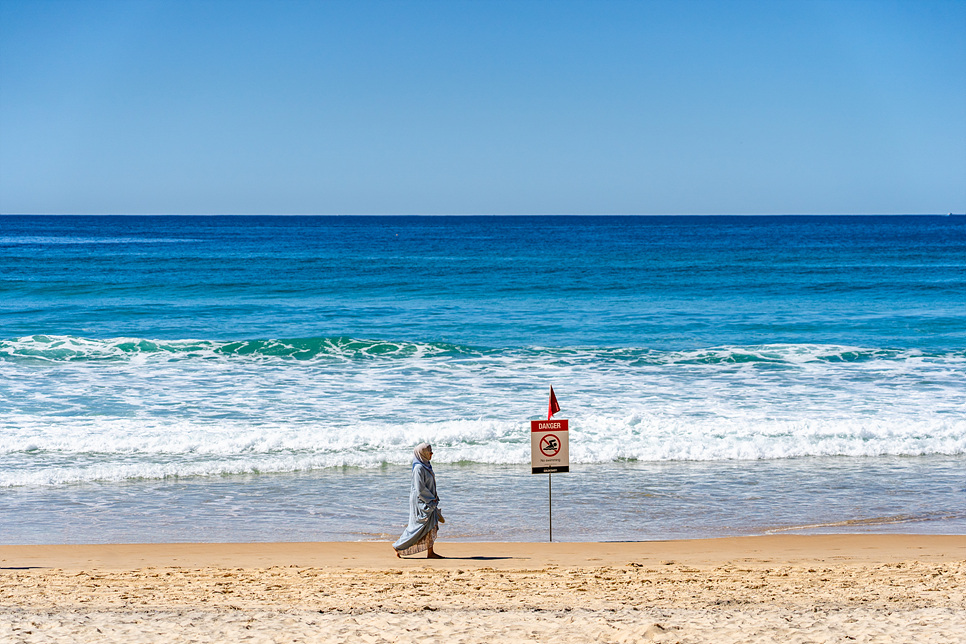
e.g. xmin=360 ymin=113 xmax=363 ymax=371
xmin=539 ymin=433 xmax=561 ymax=457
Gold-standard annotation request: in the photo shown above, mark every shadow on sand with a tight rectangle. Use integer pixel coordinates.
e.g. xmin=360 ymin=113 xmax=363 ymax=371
xmin=400 ymin=556 xmax=522 ymax=561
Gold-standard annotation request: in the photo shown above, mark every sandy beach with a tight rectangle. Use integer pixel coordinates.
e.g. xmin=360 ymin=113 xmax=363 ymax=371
xmin=1 ymin=535 xmax=963 ymax=643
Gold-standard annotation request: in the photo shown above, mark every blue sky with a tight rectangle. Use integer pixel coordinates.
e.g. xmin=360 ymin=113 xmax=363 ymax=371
xmin=1 ymin=0 xmax=964 ymax=215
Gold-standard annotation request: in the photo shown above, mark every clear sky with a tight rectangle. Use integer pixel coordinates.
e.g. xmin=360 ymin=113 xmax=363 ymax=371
xmin=1 ymin=0 xmax=964 ymax=215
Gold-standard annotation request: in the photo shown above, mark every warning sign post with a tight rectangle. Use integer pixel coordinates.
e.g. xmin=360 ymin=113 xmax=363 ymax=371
xmin=531 ymin=419 xmax=570 ymax=474
xmin=531 ymin=417 xmax=569 ymax=542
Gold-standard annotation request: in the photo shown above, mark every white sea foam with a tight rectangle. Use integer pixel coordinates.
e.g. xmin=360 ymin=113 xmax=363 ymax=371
xmin=2 ymin=336 xmax=964 ymax=486
xmin=1 ymin=411 xmax=963 ymax=487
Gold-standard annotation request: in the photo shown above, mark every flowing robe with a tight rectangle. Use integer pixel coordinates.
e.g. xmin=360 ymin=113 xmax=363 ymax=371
xmin=392 ymin=460 xmax=440 ymax=553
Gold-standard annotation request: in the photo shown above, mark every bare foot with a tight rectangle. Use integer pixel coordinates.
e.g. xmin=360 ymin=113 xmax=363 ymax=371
xmin=427 ymin=552 xmax=444 ymax=559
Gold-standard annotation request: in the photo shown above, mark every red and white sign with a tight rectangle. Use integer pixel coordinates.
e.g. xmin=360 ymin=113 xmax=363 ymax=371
xmin=531 ymin=419 xmax=569 ymax=474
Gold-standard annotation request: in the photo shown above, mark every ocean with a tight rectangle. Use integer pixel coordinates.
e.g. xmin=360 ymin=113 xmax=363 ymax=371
xmin=1 ymin=214 xmax=963 ymax=543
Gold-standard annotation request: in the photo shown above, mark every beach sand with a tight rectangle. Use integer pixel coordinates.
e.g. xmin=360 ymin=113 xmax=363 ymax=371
xmin=1 ymin=535 xmax=964 ymax=643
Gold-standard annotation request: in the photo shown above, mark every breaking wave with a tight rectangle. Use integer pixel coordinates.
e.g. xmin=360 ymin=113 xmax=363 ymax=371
xmin=3 ymin=334 xmax=962 ymax=364
xmin=2 ymin=335 xmax=964 ymax=486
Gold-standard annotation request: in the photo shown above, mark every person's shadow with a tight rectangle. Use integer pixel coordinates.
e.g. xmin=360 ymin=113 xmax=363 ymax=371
xmin=425 ymin=556 xmax=522 ymax=561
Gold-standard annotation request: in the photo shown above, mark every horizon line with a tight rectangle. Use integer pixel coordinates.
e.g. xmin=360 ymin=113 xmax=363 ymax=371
xmin=1 ymin=212 xmax=962 ymax=217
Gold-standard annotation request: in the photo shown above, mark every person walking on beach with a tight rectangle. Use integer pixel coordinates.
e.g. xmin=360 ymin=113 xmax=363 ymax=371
xmin=393 ymin=443 xmax=445 ymax=558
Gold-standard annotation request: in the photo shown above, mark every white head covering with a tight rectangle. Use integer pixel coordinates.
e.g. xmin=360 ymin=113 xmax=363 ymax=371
xmin=413 ymin=442 xmax=433 ymax=465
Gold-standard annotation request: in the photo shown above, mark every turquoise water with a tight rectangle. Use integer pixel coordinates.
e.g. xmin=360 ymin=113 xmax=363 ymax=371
xmin=1 ymin=215 xmax=964 ymax=542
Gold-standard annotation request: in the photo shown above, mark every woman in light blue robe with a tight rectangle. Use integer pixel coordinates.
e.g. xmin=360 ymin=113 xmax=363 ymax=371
xmin=393 ymin=443 xmax=444 ymax=558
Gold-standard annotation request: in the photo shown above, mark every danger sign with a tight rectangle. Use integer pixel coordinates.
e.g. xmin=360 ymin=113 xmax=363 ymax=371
xmin=531 ymin=419 xmax=569 ymax=474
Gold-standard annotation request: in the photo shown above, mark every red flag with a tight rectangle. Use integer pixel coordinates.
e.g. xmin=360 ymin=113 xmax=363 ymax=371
xmin=548 ymin=386 xmax=561 ymax=420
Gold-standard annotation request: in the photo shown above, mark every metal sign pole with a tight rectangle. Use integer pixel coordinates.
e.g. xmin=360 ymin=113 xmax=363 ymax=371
xmin=531 ymin=417 xmax=567 ymax=542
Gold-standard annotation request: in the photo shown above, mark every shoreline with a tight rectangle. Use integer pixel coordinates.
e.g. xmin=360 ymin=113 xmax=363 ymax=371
xmin=3 ymin=535 xmax=964 ymax=643
xmin=2 ymin=534 xmax=964 ymax=570
xmin=8 ymin=457 xmax=966 ymax=545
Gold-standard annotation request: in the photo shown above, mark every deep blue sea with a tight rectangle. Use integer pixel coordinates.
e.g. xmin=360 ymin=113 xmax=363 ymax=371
xmin=1 ymin=215 xmax=964 ymax=543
